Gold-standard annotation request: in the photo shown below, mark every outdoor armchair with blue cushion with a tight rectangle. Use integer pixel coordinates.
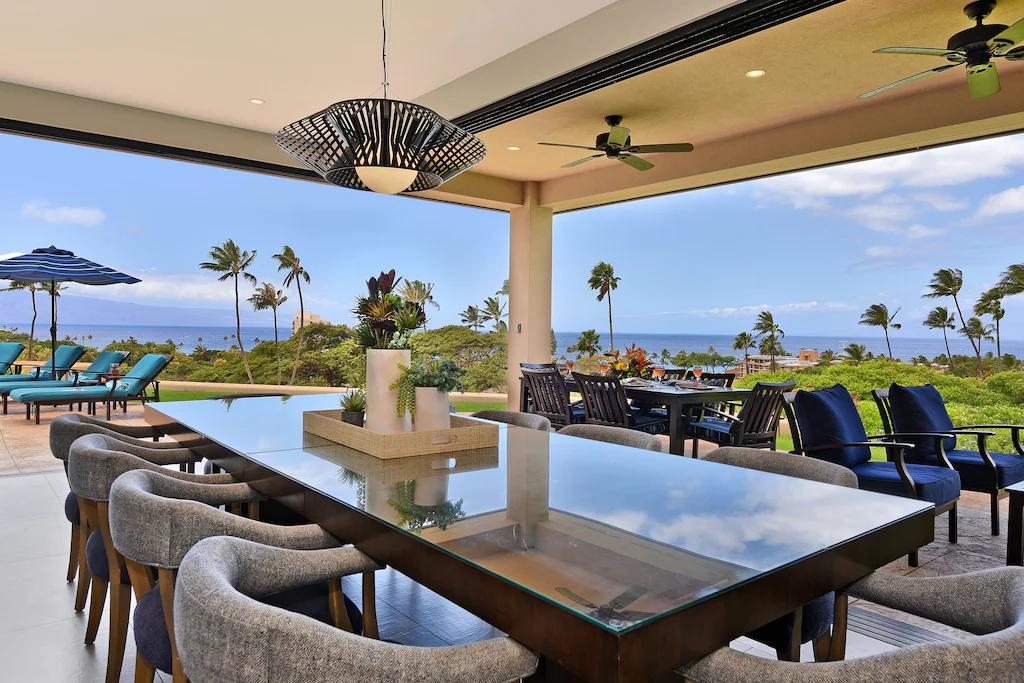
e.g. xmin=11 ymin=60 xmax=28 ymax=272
xmin=0 ymin=350 xmax=128 ymax=414
xmin=10 ymin=353 xmax=172 ymax=423
xmin=0 ymin=341 xmax=25 ymax=375
xmin=874 ymin=383 xmax=1024 ymax=536
xmin=783 ymin=384 xmax=960 ymax=567
xmin=0 ymin=343 xmax=85 ymax=383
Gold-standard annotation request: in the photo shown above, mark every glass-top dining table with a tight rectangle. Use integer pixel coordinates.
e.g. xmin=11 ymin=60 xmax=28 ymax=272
xmin=146 ymin=394 xmax=933 ymax=682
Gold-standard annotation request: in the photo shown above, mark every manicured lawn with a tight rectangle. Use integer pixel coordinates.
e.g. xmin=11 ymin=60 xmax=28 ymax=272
xmin=158 ymin=390 xmax=222 ymax=402
xmin=453 ymin=401 xmax=507 ymax=413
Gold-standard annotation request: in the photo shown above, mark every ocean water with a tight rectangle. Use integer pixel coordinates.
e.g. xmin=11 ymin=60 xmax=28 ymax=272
xmin=553 ymin=332 xmax=1022 ymax=363
xmin=0 ymin=323 xmax=287 ymax=352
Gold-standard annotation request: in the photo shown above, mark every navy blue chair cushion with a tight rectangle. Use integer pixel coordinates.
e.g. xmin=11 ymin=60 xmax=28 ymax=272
xmin=64 ymin=491 xmax=80 ymax=525
xmin=630 ymin=414 xmax=668 ymax=435
xmin=793 ymin=385 xmax=871 ymax=467
xmin=85 ymin=530 xmax=129 ymax=583
xmin=747 ymin=592 xmax=835 ymax=652
xmin=946 ymin=449 xmax=1024 ymax=489
xmin=134 ymin=579 xmax=363 ymax=674
xmin=888 ymin=384 xmax=957 ymax=459
xmin=850 ymin=461 xmax=960 ymax=506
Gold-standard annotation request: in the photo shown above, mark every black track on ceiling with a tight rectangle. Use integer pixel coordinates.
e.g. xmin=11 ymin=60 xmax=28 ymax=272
xmin=451 ymin=0 xmax=847 ymax=135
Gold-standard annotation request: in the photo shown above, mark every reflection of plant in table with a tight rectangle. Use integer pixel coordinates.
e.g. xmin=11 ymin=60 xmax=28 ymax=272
xmin=337 ymin=468 xmax=366 ymax=509
xmin=388 ymin=480 xmax=465 ymax=532
xmin=389 ymin=356 xmax=466 ymax=419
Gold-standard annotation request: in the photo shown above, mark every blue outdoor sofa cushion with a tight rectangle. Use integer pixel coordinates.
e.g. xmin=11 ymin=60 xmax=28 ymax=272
xmin=945 ymin=449 xmax=1024 ymax=489
xmin=888 ymin=384 xmax=958 ymax=458
xmin=849 ymin=461 xmax=960 ymax=506
xmin=792 ymin=384 xmax=871 ymax=467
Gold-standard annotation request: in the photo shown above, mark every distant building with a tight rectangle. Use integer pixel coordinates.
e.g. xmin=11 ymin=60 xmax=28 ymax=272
xmin=292 ymin=311 xmax=329 ymax=334
xmin=737 ymin=349 xmax=819 ymax=377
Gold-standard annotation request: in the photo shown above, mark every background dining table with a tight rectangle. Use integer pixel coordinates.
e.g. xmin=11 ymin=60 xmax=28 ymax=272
xmin=519 ymin=375 xmax=753 ymax=455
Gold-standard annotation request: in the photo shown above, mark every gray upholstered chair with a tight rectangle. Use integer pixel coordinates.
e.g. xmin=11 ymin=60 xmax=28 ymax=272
xmin=701 ymin=447 xmax=857 ymax=662
xmin=109 ymin=468 xmax=380 ymax=683
xmin=175 ymin=536 xmax=539 ymax=683
xmin=471 ymin=409 xmax=551 ymax=432
xmin=558 ymin=424 xmax=664 ymax=452
xmin=681 ymin=566 xmax=1024 ymax=682
xmin=68 ymin=433 xmax=255 ymax=683
xmin=50 ymin=413 xmax=200 ymax=604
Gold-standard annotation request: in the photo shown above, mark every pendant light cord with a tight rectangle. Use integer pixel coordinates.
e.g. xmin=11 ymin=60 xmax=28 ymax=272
xmin=381 ymin=0 xmax=388 ymax=100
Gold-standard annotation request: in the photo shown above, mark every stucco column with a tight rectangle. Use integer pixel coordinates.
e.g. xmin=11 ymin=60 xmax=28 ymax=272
xmin=507 ymin=181 xmax=553 ymax=410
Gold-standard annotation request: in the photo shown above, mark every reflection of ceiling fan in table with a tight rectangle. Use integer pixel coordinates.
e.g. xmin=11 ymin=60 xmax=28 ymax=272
xmin=555 ymin=585 xmax=655 ymax=626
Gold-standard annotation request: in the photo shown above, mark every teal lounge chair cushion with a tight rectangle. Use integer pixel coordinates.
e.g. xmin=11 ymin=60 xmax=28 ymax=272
xmin=77 ymin=351 xmax=130 ymax=382
xmin=0 ymin=345 xmax=85 ymax=382
xmin=0 ymin=380 xmax=78 ymax=395
xmin=0 ymin=342 xmax=25 ymax=374
xmin=10 ymin=384 xmax=125 ymax=404
xmin=120 ymin=354 xmax=169 ymax=395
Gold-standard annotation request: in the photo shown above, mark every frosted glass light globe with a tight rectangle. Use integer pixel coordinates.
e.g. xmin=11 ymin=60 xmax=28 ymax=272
xmin=356 ymin=166 xmax=419 ymax=195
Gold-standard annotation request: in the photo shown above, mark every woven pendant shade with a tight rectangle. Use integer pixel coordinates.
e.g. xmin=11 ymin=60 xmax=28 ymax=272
xmin=275 ymin=98 xmax=486 ymax=194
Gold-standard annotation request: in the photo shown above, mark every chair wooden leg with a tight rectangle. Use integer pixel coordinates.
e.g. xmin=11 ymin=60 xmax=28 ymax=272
xmin=908 ymin=550 xmax=919 ymax=567
xmin=105 ymin=400 xmax=111 ymax=420
xmin=158 ymin=568 xmax=189 ymax=683
xmin=135 ymin=653 xmax=157 ymax=683
xmin=812 ymin=632 xmax=831 ymax=662
xmin=35 ymin=404 xmax=41 ymax=424
xmin=106 ymin=580 xmax=131 ymax=683
xmin=775 ymin=607 xmax=802 ymax=662
xmin=362 ymin=571 xmax=379 ymax=639
xmin=125 ymin=559 xmax=156 ymax=602
xmin=67 ymin=522 xmax=81 ymax=582
xmin=84 ymin=574 xmax=107 ymax=645
xmin=827 ymin=593 xmax=848 ymax=661
xmin=75 ymin=501 xmax=93 ymax=612
xmin=949 ymin=502 xmax=958 ymax=544
xmin=691 ymin=436 xmax=699 ymax=458
xmin=993 ymin=491 xmax=1001 ymax=536
xmin=328 ymin=578 xmax=354 ymax=632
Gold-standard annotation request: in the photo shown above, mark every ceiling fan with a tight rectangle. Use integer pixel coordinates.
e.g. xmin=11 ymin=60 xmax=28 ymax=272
xmin=538 ymin=115 xmax=694 ymax=171
xmin=860 ymin=0 xmax=1024 ymax=101
xmin=555 ymin=585 xmax=655 ymax=627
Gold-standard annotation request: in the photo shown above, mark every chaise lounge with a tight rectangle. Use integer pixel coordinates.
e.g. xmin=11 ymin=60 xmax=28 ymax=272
xmin=0 ymin=342 xmax=26 ymax=375
xmin=0 ymin=350 xmax=129 ymax=414
xmin=10 ymin=353 xmax=172 ymax=423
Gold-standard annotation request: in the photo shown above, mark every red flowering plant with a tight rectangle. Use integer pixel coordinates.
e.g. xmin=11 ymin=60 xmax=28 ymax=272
xmin=604 ymin=343 xmax=655 ymax=379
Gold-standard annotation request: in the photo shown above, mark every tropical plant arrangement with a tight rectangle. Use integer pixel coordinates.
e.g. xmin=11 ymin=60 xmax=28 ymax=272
xmin=388 ymin=480 xmax=466 ymax=532
xmin=389 ymin=356 xmax=466 ymax=419
xmin=353 ymin=269 xmax=426 ymax=350
xmin=339 ymin=390 xmax=367 ymax=426
xmin=604 ymin=343 xmax=655 ymax=379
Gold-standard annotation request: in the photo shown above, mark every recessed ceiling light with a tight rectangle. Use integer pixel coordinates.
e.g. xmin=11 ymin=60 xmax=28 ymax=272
xmin=745 ymin=69 xmax=766 ymax=78
xmin=249 ymin=98 xmax=265 ymax=105
xmin=507 ymin=146 xmax=521 ymax=151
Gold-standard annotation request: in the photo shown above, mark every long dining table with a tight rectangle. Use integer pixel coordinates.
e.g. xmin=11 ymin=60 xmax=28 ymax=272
xmin=146 ymin=394 xmax=933 ymax=683
xmin=519 ymin=375 xmax=753 ymax=455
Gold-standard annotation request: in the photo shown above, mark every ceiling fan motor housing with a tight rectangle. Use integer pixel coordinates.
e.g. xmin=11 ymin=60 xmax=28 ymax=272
xmin=595 ymin=132 xmax=631 ymax=155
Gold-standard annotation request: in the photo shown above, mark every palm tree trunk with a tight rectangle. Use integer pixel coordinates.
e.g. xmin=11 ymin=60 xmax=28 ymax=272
xmin=28 ymin=288 xmax=36 ymax=360
xmin=884 ymin=327 xmax=892 ymax=358
xmin=942 ymin=328 xmax=954 ymax=373
xmin=289 ymin=278 xmax=305 ymax=386
xmin=273 ymin=306 xmax=281 ymax=385
xmin=234 ymin=276 xmax=254 ymax=384
xmin=770 ymin=334 xmax=776 ymax=372
xmin=607 ymin=291 xmax=614 ymax=352
xmin=952 ymin=295 xmax=982 ymax=376
xmin=997 ymin=319 xmax=1003 ymax=372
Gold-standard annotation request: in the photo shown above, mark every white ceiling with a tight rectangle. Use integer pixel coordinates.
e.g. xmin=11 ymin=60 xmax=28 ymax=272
xmin=0 ymin=0 xmax=740 ymax=134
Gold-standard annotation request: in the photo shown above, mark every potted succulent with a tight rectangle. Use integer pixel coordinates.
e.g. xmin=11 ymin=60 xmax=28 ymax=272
xmin=338 ymin=390 xmax=366 ymax=427
xmin=353 ymin=270 xmax=426 ymax=434
xmin=389 ymin=356 xmax=466 ymax=432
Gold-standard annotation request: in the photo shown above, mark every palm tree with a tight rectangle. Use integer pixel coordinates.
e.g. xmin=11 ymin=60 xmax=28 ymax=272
xmin=732 ymin=331 xmax=755 ymax=372
xmin=248 ymin=283 xmax=288 ymax=384
xmin=975 ymin=288 xmax=1006 ymax=372
xmin=497 ymin=279 xmax=510 ymax=296
xmin=960 ymin=317 xmax=995 ymax=361
xmin=398 ymin=280 xmax=439 ymax=330
xmin=819 ymin=349 xmax=838 ymax=366
xmin=923 ymin=306 xmax=957 ymax=373
xmin=858 ymin=303 xmax=901 ymax=358
xmin=568 ymin=329 xmax=602 ymax=357
xmin=924 ymin=268 xmax=982 ymax=376
xmin=273 ymin=246 xmax=310 ymax=386
xmin=482 ymin=296 xmax=507 ymax=332
xmin=752 ymin=311 xmax=784 ymax=372
xmin=588 ymin=262 xmax=620 ymax=352
xmin=845 ymin=343 xmax=869 ymax=365
xmin=998 ymin=263 xmax=1024 ymax=296
xmin=1 ymin=281 xmax=38 ymax=359
xmin=201 ymin=240 xmax=257 ymax=383
xmin=460 ymin=305 xmax=483 ymax=331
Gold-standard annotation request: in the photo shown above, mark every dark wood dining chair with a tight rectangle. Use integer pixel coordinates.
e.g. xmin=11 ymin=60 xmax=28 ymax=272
xmin=521 ymin=368 xmax=583 ymax=429
xmin=663 ymin=369 xmax=688 ymax=381
xmin=573 ymin=372 xmax=667 ymax=434
xmin=520 ymin=362 xmax=557 ymax=370
xmin=686 ymin=381 xmax=795 ymax=457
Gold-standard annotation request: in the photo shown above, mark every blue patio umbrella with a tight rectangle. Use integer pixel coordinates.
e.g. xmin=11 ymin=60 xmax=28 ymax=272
xmin=0 ymin=247 xmax=140 ymax=379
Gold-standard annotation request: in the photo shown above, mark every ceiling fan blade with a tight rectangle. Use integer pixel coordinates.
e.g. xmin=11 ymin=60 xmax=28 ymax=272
xmin=629 ymin=143 xmax=694 ymax=154
xmin=618 ymin=154 xmax=654 ymax=171
xmin=562 ymin=154 xmax=603 ymax=168
xmin=608 ymin=585 xmax=648 ymax=610
xmin=874 ymin=46 xmax=964 ymax=60
xmin=556 ymin=587 xmax=598 ymax=609
xmin=858 ymin=63 xmax=959 ymax=99
xmin=1005 ymin=45 xmax=1024 ymax=61
xmin=607 ymin=125 xmax=631 ymax=148
xmin=968 ymin=62 xmax=1001 ymax=100
xmin=538 ymin=142 xmax=602 ymax=151
xmin=990 ymin=17 xmax=1024 ymax=55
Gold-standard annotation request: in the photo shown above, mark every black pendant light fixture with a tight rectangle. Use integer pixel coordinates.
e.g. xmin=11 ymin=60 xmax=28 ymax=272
xmin=275 ymin=1 xmax=487 ymax=195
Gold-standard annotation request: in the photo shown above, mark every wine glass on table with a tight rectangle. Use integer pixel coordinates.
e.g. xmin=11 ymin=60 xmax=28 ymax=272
xmin=692 ymin=367 xmax=703 ymax=385
xmin=598 ymin=359 xmax=610 ymax=375
xmin=653 ymin=366 xmax=666 ymax=385
xmin=565 ymin=359 xmax=575 ymax=377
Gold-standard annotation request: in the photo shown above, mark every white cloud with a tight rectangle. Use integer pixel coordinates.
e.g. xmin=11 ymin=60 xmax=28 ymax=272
xmin=65 ymin=272 xmax=235 ymax=303
xmin=844 ymin=195 xmax=919 ymax=232
xmin=977 ymin=185 xmax=1024 ymax=216
xmin=21 ymin=201 xmax=105 ymax=226
xmin=912 ymin=192 xmax=969 ymax=212
xmin=684 ymin=301 xmax=857 ymax=318
xmin=906 ymin=224 xmax=947 ymax=240
xmin=863 ymin=245 xmax=908 ymax=259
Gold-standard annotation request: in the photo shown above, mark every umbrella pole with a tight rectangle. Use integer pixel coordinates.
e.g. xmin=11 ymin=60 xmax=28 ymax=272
xmin=50 ymin=278 xmax=57 ymax=380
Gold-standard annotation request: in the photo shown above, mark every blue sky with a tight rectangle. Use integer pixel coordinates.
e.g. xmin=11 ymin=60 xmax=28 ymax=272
xmin=3 ymin=131 xmax=1024 ymax=338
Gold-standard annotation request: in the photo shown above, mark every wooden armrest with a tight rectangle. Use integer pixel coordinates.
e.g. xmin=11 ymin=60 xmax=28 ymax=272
xmin=696 ymin=406 xmax=740 ymax=421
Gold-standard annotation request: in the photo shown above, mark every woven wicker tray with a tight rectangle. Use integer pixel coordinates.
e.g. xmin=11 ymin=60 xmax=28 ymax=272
xmin=302 ymin=410 xmax=499 ymax=459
